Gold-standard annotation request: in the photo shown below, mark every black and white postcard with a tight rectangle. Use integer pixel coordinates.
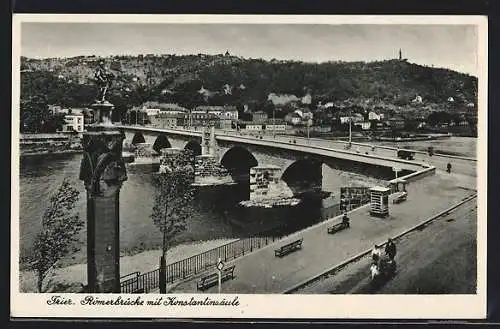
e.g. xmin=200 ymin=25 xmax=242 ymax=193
xmin=11 ymin=14 xmax=487 ymax=319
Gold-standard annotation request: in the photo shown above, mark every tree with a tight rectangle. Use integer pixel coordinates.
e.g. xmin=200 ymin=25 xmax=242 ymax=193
xmin=29 ymin=179 xmax=83 ymax=292
xmin=20 ymin=96 xmax=50 ymax=133
xmin=40 ymin=113 xmax=66 ymax=133
xmin=151 ymin=152 xmax=195 ymax=293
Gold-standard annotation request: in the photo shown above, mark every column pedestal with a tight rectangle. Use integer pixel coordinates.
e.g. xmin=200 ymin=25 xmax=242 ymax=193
xmin=79 ymin=124 xmax=127 ymax=293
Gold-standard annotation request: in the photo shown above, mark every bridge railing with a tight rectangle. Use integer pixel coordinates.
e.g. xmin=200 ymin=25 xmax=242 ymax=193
xmin=165 ymin=235 xmax=276 ymax=284
xmin=121 ymin=268 xmax=160 ymax=293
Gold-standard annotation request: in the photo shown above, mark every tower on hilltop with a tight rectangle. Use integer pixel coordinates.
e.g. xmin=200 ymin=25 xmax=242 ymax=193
xmin=399 ymin=48 xmax=402 ymax=61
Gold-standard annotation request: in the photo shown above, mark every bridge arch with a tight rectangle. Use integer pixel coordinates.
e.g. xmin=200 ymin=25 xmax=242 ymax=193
xmin=152 ymin=134 xmax=172 ymax=154
xmin=220 ymin=146 xmax=258 ymax=174
xmin=184 ymin=140 xmax=202 ymax=156
xmin=281 ymin=157 xmax=323 ymax=195
xmin=131 ymin=131 xmax=146 ymax=145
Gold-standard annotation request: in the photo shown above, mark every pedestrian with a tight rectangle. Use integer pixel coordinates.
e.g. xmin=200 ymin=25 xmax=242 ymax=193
xmin=385 ymin=238 xmax=397 ymax=260
xmin=371 ymin=244 xmax=381 ymax=264
xmin=342 ymin=212 xmax=350 ymax=227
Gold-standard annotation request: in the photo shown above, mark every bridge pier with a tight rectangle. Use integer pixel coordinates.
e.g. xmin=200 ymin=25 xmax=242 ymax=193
xmin=249 ymin=165 xmax=293 ymax=200
xmin=193 ymin=154 xmax=233 ymax=186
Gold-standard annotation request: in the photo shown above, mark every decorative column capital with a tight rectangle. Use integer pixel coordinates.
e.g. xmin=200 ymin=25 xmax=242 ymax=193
xmin=79 ymin=127 xmax=128 ymax=196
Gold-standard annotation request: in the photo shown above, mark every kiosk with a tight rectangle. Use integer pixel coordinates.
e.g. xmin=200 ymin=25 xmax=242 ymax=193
xmin=369 ymin=186 xmax=390 ymax=217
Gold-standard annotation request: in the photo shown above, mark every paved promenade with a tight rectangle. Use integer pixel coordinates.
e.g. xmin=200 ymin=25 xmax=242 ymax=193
xmin=297 ymin=197 xmax=477 ymax=294
xmin=170 ymin=171 xmax=476 ymax=293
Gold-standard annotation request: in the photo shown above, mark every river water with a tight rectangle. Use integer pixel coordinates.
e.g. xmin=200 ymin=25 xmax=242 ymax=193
xmin=19 ymin=153 xmax=387 ymax=267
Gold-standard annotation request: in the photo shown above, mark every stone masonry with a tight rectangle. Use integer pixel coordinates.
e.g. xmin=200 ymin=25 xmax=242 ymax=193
xmin=193 ymin=154 xmax=234 ymax=186
xmin=134 ymin=142 xmax=153 ymax=158
xmin=249 ymin=165 xmax=294 ymax=201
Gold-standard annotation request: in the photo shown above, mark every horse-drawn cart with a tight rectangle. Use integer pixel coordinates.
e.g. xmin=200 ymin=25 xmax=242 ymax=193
xmin=370 ymin=255 xmax=397 ymax=287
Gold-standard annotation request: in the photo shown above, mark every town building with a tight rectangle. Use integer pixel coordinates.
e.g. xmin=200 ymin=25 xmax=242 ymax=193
xmin=158 ymin=103 xmax=188 ymax=114
xmin=150 ymin=112 xmax=185 ymax=129
xmin=309 ymin=126 xmax=332 ymax=133
xmin=368 ymin=111 xmax=384 ymax=121
xmin=385 ymin=116 xmax=406 ymax=130
xmin=412 ymin=95 xmax=423 ymax=103
xmin=371 ymin=121 xmax=388 ymax=131
xmin=284 ymin=112 xmax=302 ymax=125
xmin=194 ymin=105 xmax=239 ymax=122
xmin=239 ymin=121 xmax=263 ymax=131
xmin=61 ymin=113 xmax=84 ymax=133
xmin=219 ymin=119 xmax=233 ymax=130
xmin=188 ymin=112 xmax=220 ymax=128
xmin=144 ymin=108 xmax=161 ymax=116
xmin=354 ymin=121 xmax=372 ymax=130
xmin=340 ymin=113 xmax=364 ymax=124
xmin=264 ymin=119 xmax=287 ymax=132
xmin=252 ymin=111 xmax=269 ymax=122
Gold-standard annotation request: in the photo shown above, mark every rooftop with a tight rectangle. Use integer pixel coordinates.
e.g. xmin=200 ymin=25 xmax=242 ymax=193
xmin=369 ymin=186 xmax=390 ymax=192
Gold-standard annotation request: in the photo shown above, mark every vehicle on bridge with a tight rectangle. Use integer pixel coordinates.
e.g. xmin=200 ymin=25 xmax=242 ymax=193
xmin=397 ymin=149 xmax=415 ymax=160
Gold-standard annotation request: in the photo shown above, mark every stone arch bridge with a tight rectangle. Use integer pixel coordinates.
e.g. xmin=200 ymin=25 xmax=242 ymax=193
xmin=118 ymin=126 xmax=429 ymax=196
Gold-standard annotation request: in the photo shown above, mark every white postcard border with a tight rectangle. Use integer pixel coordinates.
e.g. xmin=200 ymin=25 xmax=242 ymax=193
xmin=11 ymin=14 xmax=488 ymax=319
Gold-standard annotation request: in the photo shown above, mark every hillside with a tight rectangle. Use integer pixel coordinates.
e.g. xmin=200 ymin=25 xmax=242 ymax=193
xmin=20 ymin=54 xmax=478 ymax=115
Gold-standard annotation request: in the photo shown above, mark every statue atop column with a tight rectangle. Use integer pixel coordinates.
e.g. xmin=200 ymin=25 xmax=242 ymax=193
xmin=92 ymin=60 xmax=116 ymax=125
xmin=94 ymin=60 xmax=115 ymax=103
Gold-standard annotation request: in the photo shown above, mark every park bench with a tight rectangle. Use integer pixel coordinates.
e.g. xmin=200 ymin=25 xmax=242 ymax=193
xmin=393 ymin=192 xmax=408 ymax=204
xmin=196 ymin=265 xmax=236 ymax=291
xmin=327 ymin=221 xmax=349 ymax=234
xmin=274 ymin=238 xmax=303 ymax=257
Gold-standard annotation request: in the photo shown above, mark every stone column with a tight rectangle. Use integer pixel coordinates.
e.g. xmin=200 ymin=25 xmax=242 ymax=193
xmin=79 ymin=103 xmax=127 ymax=293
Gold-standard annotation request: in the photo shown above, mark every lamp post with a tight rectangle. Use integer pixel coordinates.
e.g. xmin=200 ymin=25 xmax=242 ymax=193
xmin=348 ymin=108 xmax=352 ymax=147
xmin=305 ymin=112 xmax=312 ymax=145
xmin=273 ymin=108 xmax=276 ymax=139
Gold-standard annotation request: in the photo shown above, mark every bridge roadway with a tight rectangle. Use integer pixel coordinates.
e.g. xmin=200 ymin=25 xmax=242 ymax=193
xmin=168 ymin=171 xmax=476 ymax=293
xmin=117 ymin=125 xmax=434 ymax=173
xmin=215 ymin=130 xmax=477 ymax=177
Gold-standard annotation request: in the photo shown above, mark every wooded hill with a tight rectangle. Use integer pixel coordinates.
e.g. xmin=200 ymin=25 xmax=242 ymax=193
xmin=20 ymin=54 xmax=478 ymax=115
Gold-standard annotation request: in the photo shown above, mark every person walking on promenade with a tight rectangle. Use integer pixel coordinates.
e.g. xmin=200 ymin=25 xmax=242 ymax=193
xmin=371 ymin=244 xmax=381 ymax=264
xmin=342 ymin=212 xmax=350 ymax=227
xmin=385 ymin=238 xmax=397 ymax=261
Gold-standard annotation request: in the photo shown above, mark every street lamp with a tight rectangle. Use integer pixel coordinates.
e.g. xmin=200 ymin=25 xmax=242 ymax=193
xmin=348 ymin=108 xmax=352 ymax=147
xmin=305 ymin=112 xmax=312 ymax=145
xmin=272 ymin=108 xmax=275 ymax=138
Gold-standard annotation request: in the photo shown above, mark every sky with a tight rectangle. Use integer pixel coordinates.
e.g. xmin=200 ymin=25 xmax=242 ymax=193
xmin=20 ymin=23 xmax=478 ymax=76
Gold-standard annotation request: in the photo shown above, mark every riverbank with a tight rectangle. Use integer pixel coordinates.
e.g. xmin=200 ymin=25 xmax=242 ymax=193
xmin=20 ymin=149 xmax=83 ymax=157
xmin=19 ymin=238 xmax=235 ymax=293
